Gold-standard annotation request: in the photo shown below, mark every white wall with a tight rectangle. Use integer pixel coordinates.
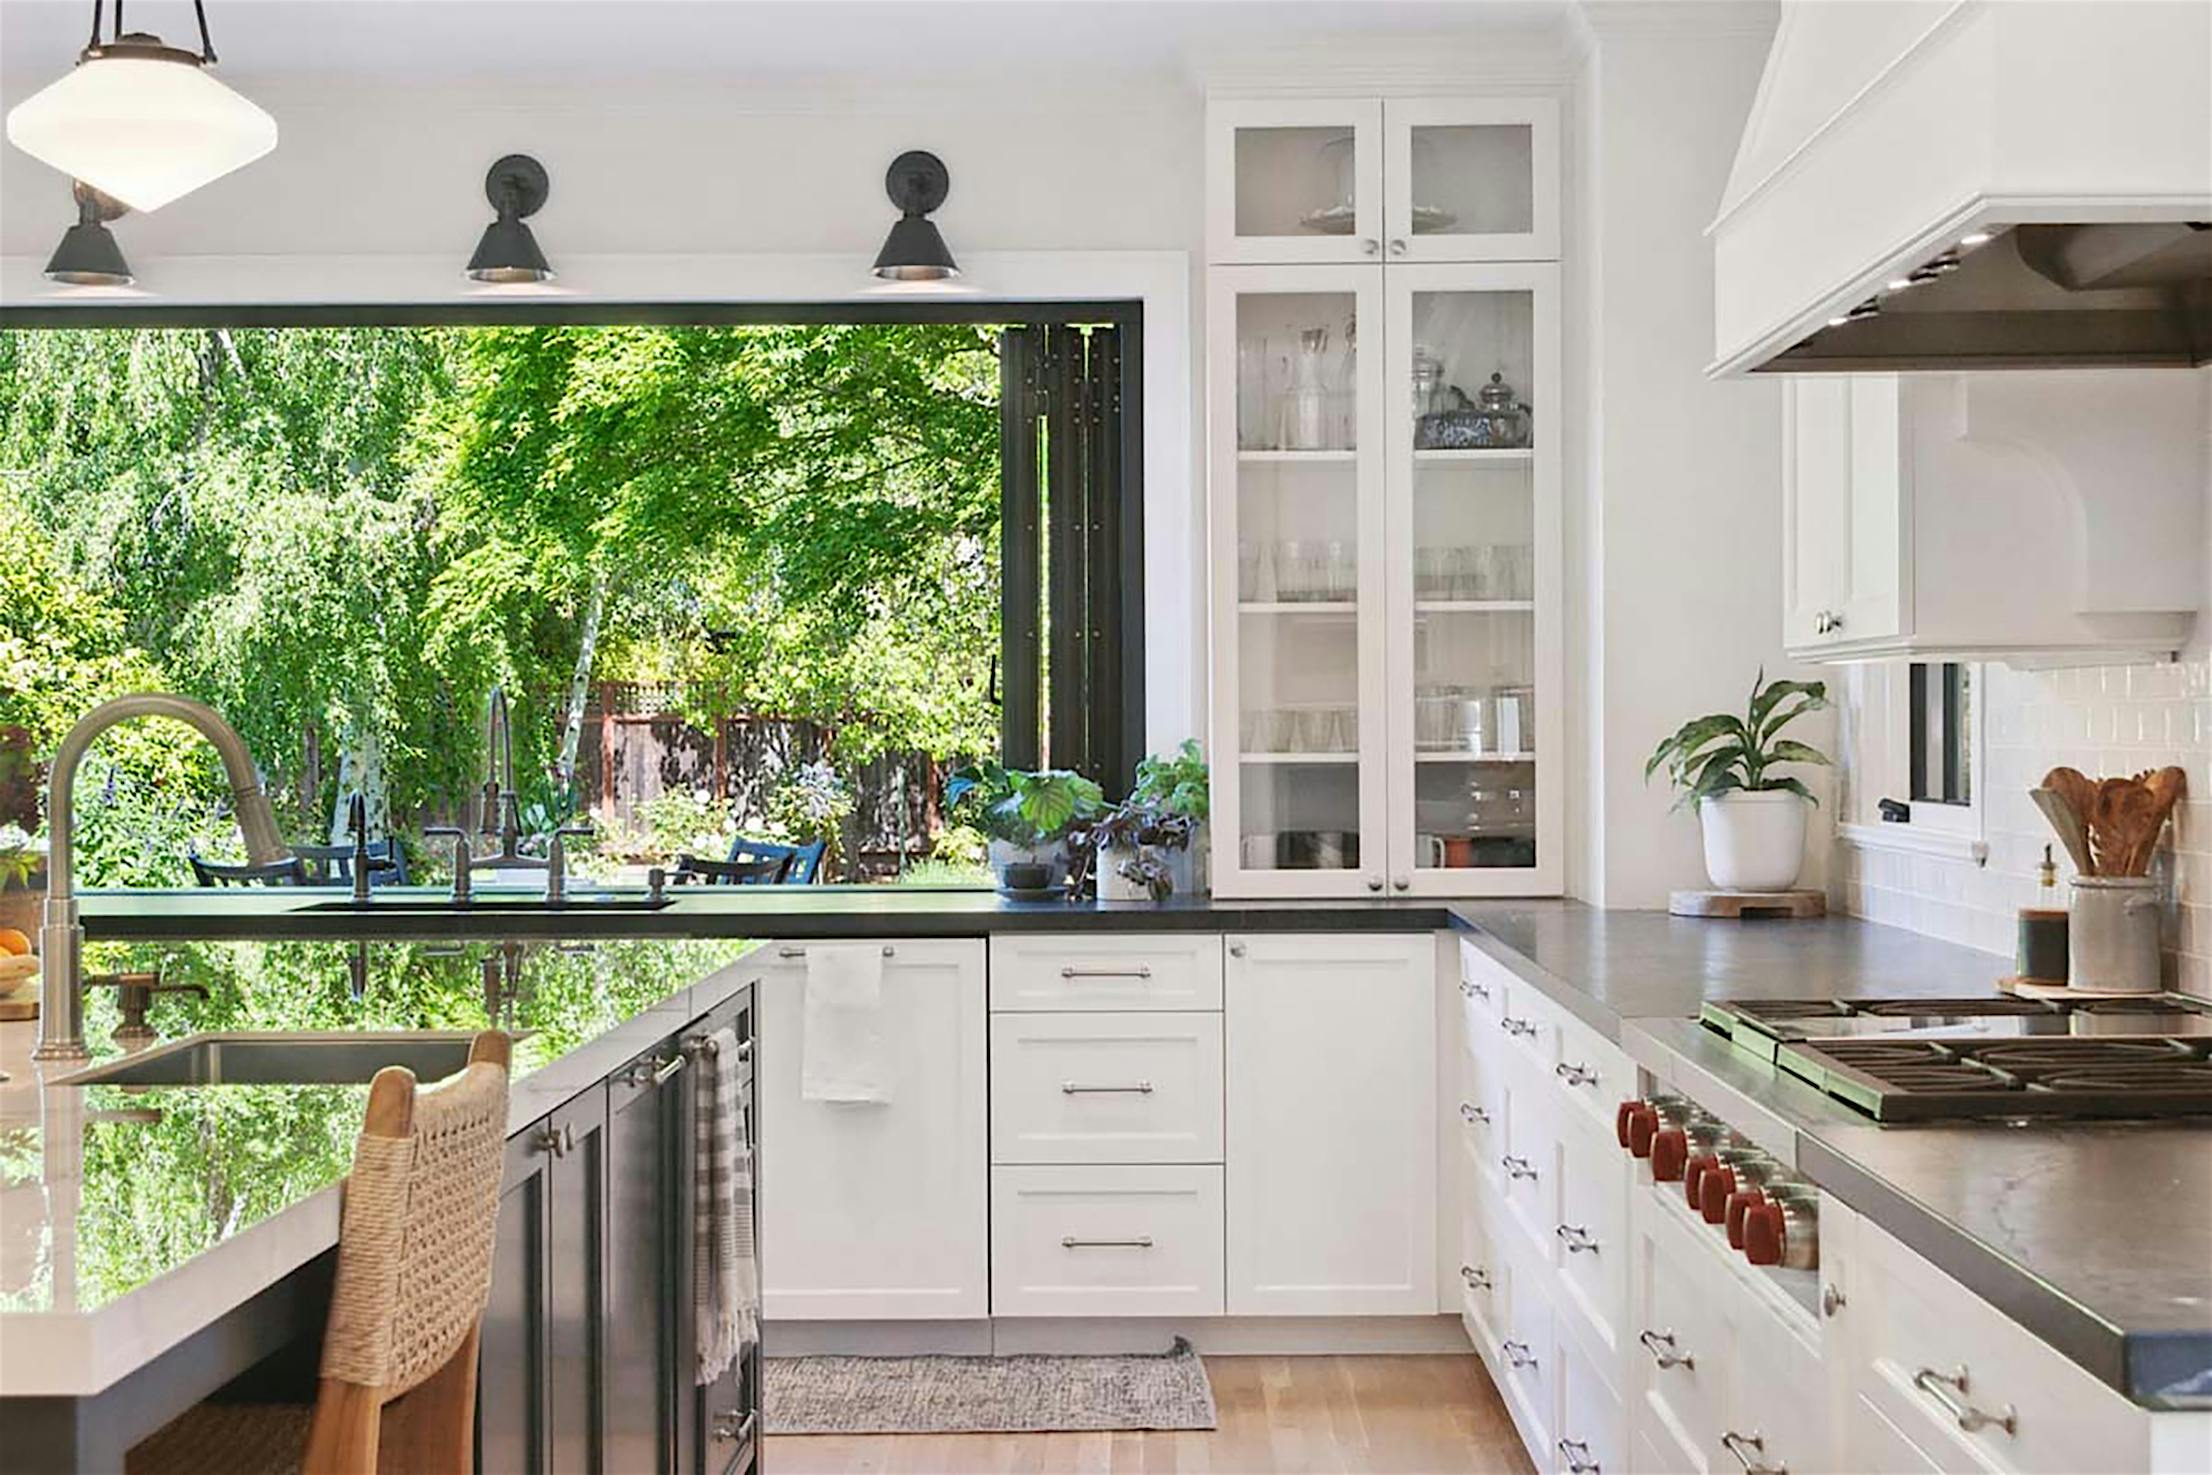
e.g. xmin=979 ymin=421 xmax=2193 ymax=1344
xmin=1570 ymin=6 xmax=1815 ymax=909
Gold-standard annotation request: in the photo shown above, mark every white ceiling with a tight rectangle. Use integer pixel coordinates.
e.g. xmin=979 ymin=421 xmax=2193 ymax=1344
xmin=0 ymin=0 xmax=1574 ymax=86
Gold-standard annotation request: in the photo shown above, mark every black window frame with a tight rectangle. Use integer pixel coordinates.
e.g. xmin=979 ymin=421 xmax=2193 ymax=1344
xmin=0 ymin=295 xmax=1145 ymax=789
xmin=1908 ymin=661 xmax=1972 ymax=807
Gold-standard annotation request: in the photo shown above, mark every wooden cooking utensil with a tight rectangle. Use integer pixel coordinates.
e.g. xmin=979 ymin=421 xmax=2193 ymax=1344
xmin=2090 ymin=777 xmax=2162 ymax=877
xmin=2117 ymin=766 xmax=2187 ymax=877
xmin=2030 ymin=787 xmax=2096 ymax=876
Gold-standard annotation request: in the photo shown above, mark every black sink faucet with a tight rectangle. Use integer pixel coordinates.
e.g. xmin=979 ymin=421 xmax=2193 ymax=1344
xmin=347 ymin=792 xmax=375 ymax=905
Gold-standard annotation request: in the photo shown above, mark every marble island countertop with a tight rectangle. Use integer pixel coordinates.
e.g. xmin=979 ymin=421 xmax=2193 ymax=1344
xmin=0 ymin=936 xmax=760 ymax=1397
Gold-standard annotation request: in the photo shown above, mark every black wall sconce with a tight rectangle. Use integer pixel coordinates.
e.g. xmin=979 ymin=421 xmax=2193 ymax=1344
xmin=466 ymin=153 xmax=554 ymax=283
xmin=873 ymin=150 xmax=958 ymax=281
xmin=45 ymin=180 xmax=132 ymax=286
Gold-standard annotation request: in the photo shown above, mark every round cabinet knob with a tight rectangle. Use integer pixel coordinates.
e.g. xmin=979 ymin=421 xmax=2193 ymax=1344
xmin=1361 ymin=238 xmax=1380 ymax=256
xmin=1726 ymin=1188 xmax=1768 ymax=1249
xmin=1615 ymin=1100 xmax=1643 ymax=1149
xmin=1700 ymin=1165 xmax=1739 ymax=1225
xmin=1392 ymin=876 xmax=1410 ymax=891
xmin=1388 ymin=238 xmax=1408 ymax=256
xmin=1821 ymin=1282 xmax=1846 ymax=1318
xmin=1649 ymin=1127 xmax=1688 ymax=1182
xmin=1366 ymin=875 xmax=1384 ymax=892
xmin=1627 ymin=1107 xmax=1661 ymax=1158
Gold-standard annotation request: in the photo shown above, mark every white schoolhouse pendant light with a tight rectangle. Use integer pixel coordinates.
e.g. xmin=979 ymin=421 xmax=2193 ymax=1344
xmin=5 ymin=0 xmax=277 ymax=213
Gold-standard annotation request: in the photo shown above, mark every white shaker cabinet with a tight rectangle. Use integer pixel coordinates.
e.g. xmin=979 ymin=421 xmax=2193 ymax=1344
xmin=755 ymin=939 xmax=989 ymax=1321
xmin=1224 ymin=932 xmax=1436 ymax=1315
xmin=1783 ymin=372 xmax=2204 ymax=664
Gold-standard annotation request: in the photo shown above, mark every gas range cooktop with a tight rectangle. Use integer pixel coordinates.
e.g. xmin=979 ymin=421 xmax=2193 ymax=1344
xmin=1699 ymin=994 xmax=2212 ymax=1122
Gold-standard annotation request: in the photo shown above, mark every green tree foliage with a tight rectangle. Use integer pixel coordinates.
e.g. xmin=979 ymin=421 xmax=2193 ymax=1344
xmin=0 ymin=321 xmax=1004 ymax=868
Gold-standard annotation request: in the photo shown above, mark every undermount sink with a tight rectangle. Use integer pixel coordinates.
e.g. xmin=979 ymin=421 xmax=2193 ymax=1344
xmin=299 ymin=894 xmax=675 ymax=913
xmin=62 ymin=1031 xmax=495 ymax=1087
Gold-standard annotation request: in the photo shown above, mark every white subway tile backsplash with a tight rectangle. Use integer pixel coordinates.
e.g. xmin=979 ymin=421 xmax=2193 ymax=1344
xmin=1839 ymin=654 xmax=2212 ymax=1000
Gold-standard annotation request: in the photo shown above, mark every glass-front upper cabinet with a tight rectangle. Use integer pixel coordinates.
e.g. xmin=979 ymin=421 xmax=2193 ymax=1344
xmin=1208 ymin=265 xmax=1389 ymax=896
xmin=1208 ymin=97 xmax=1557 ymax=265
xmin=1383 ymin=98 xmax=1559 ymax=263
xmin=1207 ymin=99 xmax=1385 ymax=265
xmin=1383 ymin=263 xmax=1560 ymax=896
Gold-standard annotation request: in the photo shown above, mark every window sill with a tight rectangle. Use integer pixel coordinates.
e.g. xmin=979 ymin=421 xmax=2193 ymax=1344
xmin=1837 ymin=822 xmax=1988 ymax=868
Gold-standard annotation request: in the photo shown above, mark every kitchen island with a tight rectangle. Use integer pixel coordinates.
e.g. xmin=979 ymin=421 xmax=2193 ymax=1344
xmin=7 ymin=891 xmax=2207 ymax=1474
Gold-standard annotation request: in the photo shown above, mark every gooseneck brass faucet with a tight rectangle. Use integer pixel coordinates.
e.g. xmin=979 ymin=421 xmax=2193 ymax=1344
xmin=35 ymin=694 xmax=286 ymax=1063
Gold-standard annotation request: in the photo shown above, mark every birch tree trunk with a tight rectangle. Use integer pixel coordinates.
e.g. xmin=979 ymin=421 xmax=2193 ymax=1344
xmin=554 ymin=569 xmax=607 ymax=800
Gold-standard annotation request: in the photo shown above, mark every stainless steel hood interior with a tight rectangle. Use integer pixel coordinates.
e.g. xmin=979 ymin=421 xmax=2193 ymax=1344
xmin=1710 ymin=1 xmax=2212 ymax=377
xmin=1760 ymin=221 xmax=2212 ymax=372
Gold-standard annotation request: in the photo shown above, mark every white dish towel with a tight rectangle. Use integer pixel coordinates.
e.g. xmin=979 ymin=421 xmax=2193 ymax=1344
xmin=694 ymin=1026 xmax=759 ymax=1387
xmin=801 ymin=944 xmax=893 ymax=1104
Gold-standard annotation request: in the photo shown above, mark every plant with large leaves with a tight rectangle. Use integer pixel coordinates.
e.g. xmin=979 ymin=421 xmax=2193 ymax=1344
xmin=1645 ymin=671 xmax=1831 ymax=810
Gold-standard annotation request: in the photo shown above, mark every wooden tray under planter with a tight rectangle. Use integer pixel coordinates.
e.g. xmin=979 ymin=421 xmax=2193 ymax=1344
xmin=1669 ymin=889 xmax=1826 ymax=919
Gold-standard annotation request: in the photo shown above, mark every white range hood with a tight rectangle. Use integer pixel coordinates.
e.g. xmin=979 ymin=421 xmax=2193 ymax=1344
xmin=1709 ymin=0 xmax=2211 ymax=376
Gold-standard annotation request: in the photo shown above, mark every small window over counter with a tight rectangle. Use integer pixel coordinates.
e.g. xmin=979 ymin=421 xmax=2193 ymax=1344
xmin=1909 ymin=662 xmax=1972 ymax=808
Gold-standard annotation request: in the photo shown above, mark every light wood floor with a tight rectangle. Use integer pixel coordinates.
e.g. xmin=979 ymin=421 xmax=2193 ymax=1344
xmin=762 ymin=1354 xmax=1538 ymax=1475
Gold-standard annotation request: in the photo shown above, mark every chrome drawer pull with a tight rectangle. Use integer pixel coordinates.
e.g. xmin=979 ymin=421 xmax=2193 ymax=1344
xmin=1061 ymin=965 xmax=1153 ymax=979
xmin=1501 ymin=1016 xmax=1537 ymax=1039
xmin=628 ymin=1053 xmax=687 ymax=1086
xmin=1061 ymin=1080 xmax=1155 ymax=1095
xmin=1459 ymin=978 xmax=1491 ymax=1001
xmin=1911 ymin=1365 xmax=2017 ymax=1437
xmin=1501 ymin=1155 xmax=1538 ymax=1182
xmin=1637 ymin=1328 xmax=1694 ymax=1370
xmin=1501 ymin=1340 xmax=1537 ymax=1371
xmin=1555 ymin=1223 xmax=1599 ymax=1254
xmin=1555 ymin=1061 xmax=1599 ymax=1088
xmin=1459 ymin=1101 xmax=1490 ymax=1125
xmin=1061 ymin=1235 xmax=1154 ymax=1249
xmin=1557 ymin=1437 xmax=1600 ymax=1475
xmin=1721 ymin=1431 xmax=1785 ymax=1475
xmin=779 ymin=945 xmax=896 ymax=959
xmin=1459 ymin=1264 xmax=1491 ymax=1291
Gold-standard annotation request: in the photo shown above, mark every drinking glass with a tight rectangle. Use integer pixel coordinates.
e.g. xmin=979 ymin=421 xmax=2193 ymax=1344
xmin=1275 ymin=540 xmax=1310 ymax=601
xmin=1237 ymin=540 xmax=1273 ymax=603
xmin=1323 ymin=540 xmax=1355 ymax=602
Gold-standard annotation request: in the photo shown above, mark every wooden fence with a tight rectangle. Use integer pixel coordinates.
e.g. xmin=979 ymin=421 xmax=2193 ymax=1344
xmin=578 ymin=684 xmax=944 ymax=880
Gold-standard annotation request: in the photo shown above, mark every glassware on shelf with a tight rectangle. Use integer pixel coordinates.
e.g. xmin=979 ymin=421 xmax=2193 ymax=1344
xmin=1458 ymin=696 xmax=1488 ymax=756
xmin=1322 ymin=540 xmax=1355 ymax=602
xmin=1274 ymin=539 xmax=1310 ymax=601
xmin=1237 ymin=540 xmax=1275 ymax=602
xmin=1285 ymin=327 xmax=1333 ymax=451
xmin=1411 ymin=346 xmax=1445 ymax=427
xmin=1470 ymin=372 xmax=1533 ymax=449
xmin=1237 ymin=338 xmax=1270 ymax=450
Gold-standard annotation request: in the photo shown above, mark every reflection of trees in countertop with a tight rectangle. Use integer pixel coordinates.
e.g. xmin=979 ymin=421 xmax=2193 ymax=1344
xmin=24 ymin=937 xmax=754 ymax=1312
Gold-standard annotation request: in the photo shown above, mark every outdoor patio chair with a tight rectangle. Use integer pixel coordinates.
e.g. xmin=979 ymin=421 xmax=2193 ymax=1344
xmin=674 ymin=853 xmax=791 ymax=886
xmin=292 ymin=839 xmax=412 ymax=889
xmin=724 ymin=837 xmax=826 ymax=884
xmin=188 ymin=854 xmax=311 ymax=888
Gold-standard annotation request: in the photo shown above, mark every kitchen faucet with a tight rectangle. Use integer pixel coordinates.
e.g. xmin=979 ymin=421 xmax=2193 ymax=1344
xmin=35 ymin=693 xmax=286 ymax=1063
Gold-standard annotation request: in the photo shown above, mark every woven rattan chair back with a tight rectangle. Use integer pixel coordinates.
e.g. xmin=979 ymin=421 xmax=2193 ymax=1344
xmin=301 ymin=1030 xmax=511 ymax=1475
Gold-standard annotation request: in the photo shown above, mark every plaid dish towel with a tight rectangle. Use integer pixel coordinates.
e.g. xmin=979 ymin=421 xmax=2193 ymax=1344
xmin=694 ymin=1026 xmax=759 ymax=1386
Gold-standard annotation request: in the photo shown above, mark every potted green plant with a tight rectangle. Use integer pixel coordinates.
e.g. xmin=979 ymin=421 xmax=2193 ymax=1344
xmin=1129 ymin=740 xmax=1210 ymax=896
xmin=1079 ymin=799 xmax=1195 ymax=903
xmin=1645 ymin=672 xmax=1830 ymax=892
xmin=946 ymin=761 xmax=1104 ymax=895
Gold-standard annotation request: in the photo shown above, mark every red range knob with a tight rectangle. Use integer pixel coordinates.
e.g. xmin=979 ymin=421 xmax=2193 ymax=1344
xmin=1699 ymin=1166 xmax=1738 ymax=1225
xmin=1616 ymin=1101 xmax=1643 ymax=1148
xmin=1725 ymin=1187 xmax=1766 ymax=1249
xmin=1684 ymin=1153 xmax=1719 ymax=1209
xmin=1627 ymin=1106 xmax=1660 ymax=1157
xmin=1743 ymin=1201 xmax=1785 ymax=1266
xmin=1649 ymin=1127 xmax=1688 ymax=1181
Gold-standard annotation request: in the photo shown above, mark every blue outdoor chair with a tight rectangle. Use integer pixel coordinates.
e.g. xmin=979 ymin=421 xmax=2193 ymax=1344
xmin=725 ymin=837 xmax=827 ymax=884
xmin=292 ymin=838 xmax=411 ymax=889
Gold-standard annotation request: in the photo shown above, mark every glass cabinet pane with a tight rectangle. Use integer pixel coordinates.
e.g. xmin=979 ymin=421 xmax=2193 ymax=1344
xmin=1406 ymin=124 xmax=1535 ymax=240
xmin=1406 ymin=286 xmax=1538 ymax=872
xmin=1231 ymin=287 xmax=1366 ymax=874
xmin=1234 ymin=126 xmax=1362 ymax=242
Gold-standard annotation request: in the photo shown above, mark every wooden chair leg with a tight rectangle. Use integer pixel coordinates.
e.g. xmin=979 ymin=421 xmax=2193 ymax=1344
xmin=374 ymin=1324 xmax=483 ymax=1475
xmin=302 ymin=1378 xmax=384 ymax=1475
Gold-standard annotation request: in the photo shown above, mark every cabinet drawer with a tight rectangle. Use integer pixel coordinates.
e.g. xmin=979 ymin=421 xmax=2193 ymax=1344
xmin=1496 ymin=1061 xmax=1558 ymax=1264
xmin=1494 ymin=979 xmax=1555 ymax=1071
xmin=1730 ymin=1269 xmax=1827 ymax=1475
xmin=1495 ymin=1235 xmax=1558 ymax=1460
xmin=1556 ymin=1326 xmax=1626 ymax=1475
xmin=990 ymin=934 xmax=1224 ymax=1012
xmin=1631 ymin=1189 xmax=1730 ymax=1468
xmin=990 ymin=1165 xmax=1225 ymax=1317
xmin=1553 ymin=1111 xmax=1628 ymax=1359
xmin=989 ymin=1012 xmax=1224 ymax=1165
xmin=1455 ymin=1192 xmax=1507 ymax=1359
xmin=1851 ymin=1216 xmax=2151 ymax=1475
xmin=1454 ymin=1041 xmax=1503 ymax=1187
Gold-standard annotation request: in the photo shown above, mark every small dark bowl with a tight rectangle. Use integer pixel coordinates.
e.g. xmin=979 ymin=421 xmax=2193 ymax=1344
xmin=999 ymin=862 xmax=1052 ymax=895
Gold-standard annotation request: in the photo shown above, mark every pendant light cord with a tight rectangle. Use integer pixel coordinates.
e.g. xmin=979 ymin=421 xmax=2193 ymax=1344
xmin=86 ymin=0 xmax=103 ymax=50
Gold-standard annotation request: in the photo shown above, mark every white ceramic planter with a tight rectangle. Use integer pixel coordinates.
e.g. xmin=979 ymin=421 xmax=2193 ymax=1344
xmin=1698 ymin=789 xmax=1808 ymax=891
xmin=1097 ymin=844 xmax=1148 ymax=902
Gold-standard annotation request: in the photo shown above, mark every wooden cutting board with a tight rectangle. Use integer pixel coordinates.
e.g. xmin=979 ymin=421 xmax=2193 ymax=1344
xmin=1669 ymin=889 xmax=1826 ymax=919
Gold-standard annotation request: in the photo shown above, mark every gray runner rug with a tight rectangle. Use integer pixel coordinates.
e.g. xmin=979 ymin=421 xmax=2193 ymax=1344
xmin=764 ymin=1338 xmax=1218 ymax=1434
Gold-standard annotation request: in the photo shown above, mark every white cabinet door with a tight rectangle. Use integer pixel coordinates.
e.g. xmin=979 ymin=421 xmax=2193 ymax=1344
xmin=756 ymin=940 xmax=988 ymax=1320
xmin=1383 ymin=97 xmax=1560 ymax=263
xmin=1783 ymin=376 xmax=1906 ymax=653
xmin=1383 ymin=261 xmax=1563 ymax=897
xmin=1207 ymin=98 xmax=1384 ymax=265
xmin=1207 ymin=264 xmax=1392 ymax=898
xmin=1224 ymin=932 xmax=1436 ymax=1314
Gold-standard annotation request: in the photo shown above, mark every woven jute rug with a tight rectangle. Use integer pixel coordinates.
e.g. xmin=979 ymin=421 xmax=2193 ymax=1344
xmin=764 ymin=1338 xmax=1218 ymax=1435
